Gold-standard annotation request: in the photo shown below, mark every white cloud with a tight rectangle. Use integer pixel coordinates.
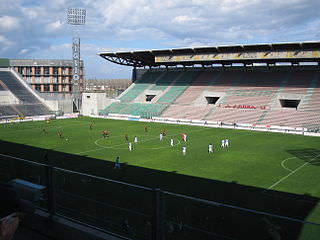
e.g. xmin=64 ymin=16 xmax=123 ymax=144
xmin=19 ymin=49 xmax=30 ymax=55
xmin=0 ymin=35 xmax=13 ymax=46
xmin=46 ymin=20 xmax=63 ymax=32
xmin=0 ymin=16 xmax=20 ymax=30
xmin=0 ymin=0 xmax=319 ymax=78
xmin=173 ymin=15 xmax=202 ymax=24
xmin=22 ymin=8 xmax=38 ymax=20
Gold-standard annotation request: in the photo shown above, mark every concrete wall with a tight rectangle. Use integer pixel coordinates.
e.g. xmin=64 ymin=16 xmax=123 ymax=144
xmin=82 ymin=93 xmax=118 ymax=116
xmin=43 ymin=100 xmax=59 ymax=111
xmin=0 ymin=91 xmax=20 ymax=105
xmin=272 ymin=93 xmax=305 ymax=110
xmin=59 ymin=99 xmax=73 ymax=114
xmin=194 ymin=91 xmax=226 ymax=105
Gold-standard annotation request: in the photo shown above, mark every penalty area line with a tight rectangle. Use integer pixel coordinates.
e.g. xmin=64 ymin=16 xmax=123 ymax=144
xmin=264 ymin=153 xmax=320 ymax=192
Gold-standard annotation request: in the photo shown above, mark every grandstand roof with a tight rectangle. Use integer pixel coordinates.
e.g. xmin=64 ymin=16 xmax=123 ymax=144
xmin=99 ymin=41 xmax=320 ymax=67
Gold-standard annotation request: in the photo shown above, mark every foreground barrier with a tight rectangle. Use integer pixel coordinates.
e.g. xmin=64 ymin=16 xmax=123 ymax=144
xmin=1 ymin=153 xmax=320 ymax=240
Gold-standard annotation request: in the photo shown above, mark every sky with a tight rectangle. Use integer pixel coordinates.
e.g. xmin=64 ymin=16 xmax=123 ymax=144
xmin=0 ymin=0 xmax=319 ymax=79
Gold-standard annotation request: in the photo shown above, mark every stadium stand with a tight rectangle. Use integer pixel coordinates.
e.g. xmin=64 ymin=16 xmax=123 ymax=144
xmin=100 ymin=68 xmax=320 ymax=129
xmin=260 ymin=110 xmax=320 ymax=128
xmin=0 ymin=105 xmax=21 ymax=116
xmin=281 ymin=70 xmax=315 ymax=94
xmin=299 ymin=71 xmax=320 ymax=112
xmin=99 ymin=42 xmax=320 ymax=130
xmin=156 ymin=71 xmax=200 ymax=104
xmin=101 ymin=102 xmax=167 ymax=118
xmin=0 ymin=80 xmax=6 ymax=90
xmin=205 ymin=108 xmax=264 ymax=124
xmin=173 ymin=72 xmax=217 ymax=104
xmin=149 ymin=71 xmax=181 ymax=91
xmin=119 ymin=71 xmax=163 ymax=102
xmin=161 ymin=105 xmax=212 ymax=120
xmin=0 ymin=70 xmax=51 ymax=117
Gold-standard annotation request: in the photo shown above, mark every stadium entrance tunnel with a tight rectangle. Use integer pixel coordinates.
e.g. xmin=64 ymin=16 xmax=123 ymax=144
xmin=205 ymin=96 xmax=220 ymax=105
xmin=146 ymin=94 xmax=156 ymax=102
xmin=279 ymin=99 xmax=300 ymax=108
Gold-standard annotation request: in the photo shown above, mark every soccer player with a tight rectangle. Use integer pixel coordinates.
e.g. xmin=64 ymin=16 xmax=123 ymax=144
xmin=160 ymin=133 xmax=163 ymax=141
xmin=128 ymin=142 xmax=132 ymax=151
xmin=134 ymin=136 xmax=138 ymax=143
xmin=182 ymin=146 xmax=187 ymax=156
xmin=42 ymin=128 xmax=48 ymax=134
xmin=105 ymin=130 xmax=110 ymax=137
xmin=225 ymin=138 xmax=229 ymax=148
xmin=170 ymin=138 xmax=174 ymax=147
xmin=144 ymin=126 xmax=148 ymax=132
xmin=125 ymin=134 xmax=129 ymax=141
xmin=114 ymin=156 xmax=120 ymax=169
xmin=57 ymin=131 xmax=63 ymax=139
xmin=162 ymin=129 xmax=167 ymax=136
xmin=182 ymin=133 xmax=187 ymax=142
xmin=102 ymin=130 xmax=106 ymax=138
xmin=89 ymin=123 xmax=93 ymax=130
xmin=221 ymin=139 xmax=225 ymax=148
xmin=208 ymin=143 xmax=213 ymax=153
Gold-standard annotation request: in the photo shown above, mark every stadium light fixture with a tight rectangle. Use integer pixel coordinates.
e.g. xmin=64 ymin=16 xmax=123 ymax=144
xmin=67 ymin=8 xmax=86 ymax=25
xmin=67 ymin=8 xmax=86 ymax=113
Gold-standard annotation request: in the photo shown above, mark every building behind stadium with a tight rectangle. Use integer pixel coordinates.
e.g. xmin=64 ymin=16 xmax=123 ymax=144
xmin=9 ymin=59 xmax=84 ymax=94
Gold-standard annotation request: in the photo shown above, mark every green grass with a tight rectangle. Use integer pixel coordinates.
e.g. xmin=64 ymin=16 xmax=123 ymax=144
xmin=1 ymin=117 xmax=320 ymax=239
xmin=1 ymin=117 xmax=319 ymax=196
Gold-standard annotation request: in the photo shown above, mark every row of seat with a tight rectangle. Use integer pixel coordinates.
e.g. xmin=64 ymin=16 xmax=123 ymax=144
xmin=101 ymin=102 xmax=167 ymax=118
xmin=0 ymin=71 xmax=50 ymax=117
xmin=100 ymin=69 xmax=320 ymax=129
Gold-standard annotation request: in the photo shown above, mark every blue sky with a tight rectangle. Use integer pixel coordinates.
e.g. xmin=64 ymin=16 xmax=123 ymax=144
xmin=0 ymin=0 xmax=319 ymax=79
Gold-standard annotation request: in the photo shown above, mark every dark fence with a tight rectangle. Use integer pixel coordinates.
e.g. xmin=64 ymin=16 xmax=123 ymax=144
xmin=0 ymin=153 xmax=319 ymax=240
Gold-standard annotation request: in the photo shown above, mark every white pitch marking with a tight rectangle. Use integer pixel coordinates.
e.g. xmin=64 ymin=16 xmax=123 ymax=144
xmin=280 ymin=157 xmax=297 ymax=172
xmin=265 ymin=153 xmax=320 ymax=192
xmin=280 ymin=155 xmax=319 ymax=173
xmin=77 ymin=128 xmax=209 ymax=155
xmin=76 ymin=124 xmax=254 ymax=155
xmin=94 ymin=137 xmax=181 ymax=150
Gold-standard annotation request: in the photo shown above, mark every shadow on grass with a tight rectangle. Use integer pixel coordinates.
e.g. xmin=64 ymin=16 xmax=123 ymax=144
xmin=287 ymin=149 xmax=320 ymax=166
xmin=1 ymin=140 xmax=320 ymax=240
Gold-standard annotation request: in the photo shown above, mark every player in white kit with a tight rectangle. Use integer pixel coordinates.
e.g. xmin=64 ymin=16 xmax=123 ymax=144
xmin=128 ymin=142 xmax=132 ymax=151
xmin=160 ymin=133 xmax=163 ymax=141
xmin=208 ymin=143 xmax=213 ymax=153
xmin=221 ymin=139 xmax=225 ymax=148
xmin=182 ymin=146 xmax=187 ymax=155
xmin=225 ymin=138 xmax=229 ymax=148
xmin=134 ymin=136 xmax=138 ymax=143
xmin=170 ymin=138 xmax=174 ymax=147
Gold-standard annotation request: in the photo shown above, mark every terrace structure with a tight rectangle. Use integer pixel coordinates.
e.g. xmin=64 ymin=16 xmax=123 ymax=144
xmin=97 ymin=42 xmax=320 ymax=130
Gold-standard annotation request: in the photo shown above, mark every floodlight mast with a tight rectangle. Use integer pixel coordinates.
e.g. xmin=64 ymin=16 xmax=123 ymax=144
xmin=67 ymin=8 xmax=86 ymax=113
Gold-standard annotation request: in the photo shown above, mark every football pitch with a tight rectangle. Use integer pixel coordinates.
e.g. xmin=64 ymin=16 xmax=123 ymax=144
xmin=1 ymin=116 xmax=320 ymax=225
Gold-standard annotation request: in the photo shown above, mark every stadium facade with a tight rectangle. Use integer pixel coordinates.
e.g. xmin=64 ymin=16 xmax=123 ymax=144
xmin=0 ymin=58 xmax=83 ymax=117
xmin=10 ymin=59 xmax=84 ymax=93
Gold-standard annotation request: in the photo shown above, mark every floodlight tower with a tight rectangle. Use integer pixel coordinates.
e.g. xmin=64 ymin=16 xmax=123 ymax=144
xmin=67 ymin=8 xmax=86 ymax=112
